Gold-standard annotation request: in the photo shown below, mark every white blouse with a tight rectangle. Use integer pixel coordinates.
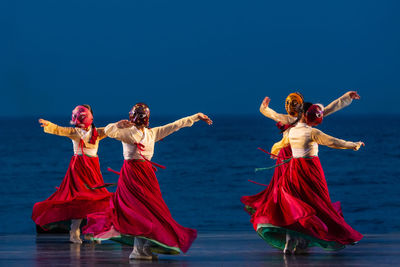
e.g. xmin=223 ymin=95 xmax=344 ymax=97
xmin=43 ymin=122 xmax=107 ymax=157
xmin=72 ymin=127 xmax=98 ymax=157
xmin=288 ymin=122 xmax=357 ymax=158
xmin=105 ymin=114 xmax=200 ymax=160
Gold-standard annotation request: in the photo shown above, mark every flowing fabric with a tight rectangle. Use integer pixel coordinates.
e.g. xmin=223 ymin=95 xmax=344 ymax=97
xmin=246 ymin=155 xmax=362 ymax=250
xmin=83 ymin=160 xmax=197 ymax=254
xmin=32 ymin=155 xmax=112 ymax=227
xmin=241 ymin=145 xmax=292 ymax=213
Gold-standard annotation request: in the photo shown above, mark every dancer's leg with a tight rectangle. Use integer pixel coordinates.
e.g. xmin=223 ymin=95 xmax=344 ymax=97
xmin=283 ymin=232 xmax=296 ymax=254
xmin=143 ymin=239 xmax=158 ymax=259
xmin=294 ymin=237 xmax=309 ymax=254
xmin=70 ymin=219 xmax=83 ymax=244
xmin=129 ymin=237 xmax=152 ymax=260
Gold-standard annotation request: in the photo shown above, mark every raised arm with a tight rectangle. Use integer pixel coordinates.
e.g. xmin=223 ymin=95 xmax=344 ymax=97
xmin=151 ymin=113 xmax=212 ymax=142
xmin=104 ymin=121 xmax=139 ymax=145
xmin=311 ymin=128 xmax=364 ymax=151
xmin=324 ymin=91 xmax=360 ymax=117
xmin=259 ymin=97 xmax=295 ymax=124
xmin=39 ymin=119 xmax=76 ymax=138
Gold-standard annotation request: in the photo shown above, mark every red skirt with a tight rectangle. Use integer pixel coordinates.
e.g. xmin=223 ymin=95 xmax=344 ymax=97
xmin=252 ymin=156 xmax=363 ymax=250
xmin=241 ymin=145 xmax=292 ymax=213
xmin=32 ymin=155 xmax=112 ymax=227
xmin=83 ymin=160 xmax=197 ymax=255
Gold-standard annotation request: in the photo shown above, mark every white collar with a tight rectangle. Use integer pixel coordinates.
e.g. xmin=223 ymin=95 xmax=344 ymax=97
xmin=296 ymin=122 xmax=309 ymax=127
xmin=76 ymin=126 xmax=92 ymax=140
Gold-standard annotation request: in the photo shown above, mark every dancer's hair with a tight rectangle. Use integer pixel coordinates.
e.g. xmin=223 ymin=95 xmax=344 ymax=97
xmin=81 ymin=104 xmax=98 ymax=144
xmin=287 ymin=102 xmax=313 ymax=128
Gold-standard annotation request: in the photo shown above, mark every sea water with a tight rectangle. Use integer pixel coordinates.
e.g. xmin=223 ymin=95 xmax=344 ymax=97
xmin=0 ymin=114 xmax=399 ymax=235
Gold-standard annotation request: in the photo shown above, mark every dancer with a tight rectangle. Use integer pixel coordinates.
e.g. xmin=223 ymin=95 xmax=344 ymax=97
xmin=241 ymin=91 xmax=360 ymax=213
xmin=262 ymin=91 xmax=360 ymax=156
xmin=32 ymin=105 xmax=112 ymax=244
xmin=83 ymin=103 xmax=212 ymax=260
xmin=252 ymin=102 xmax=364 ymax=253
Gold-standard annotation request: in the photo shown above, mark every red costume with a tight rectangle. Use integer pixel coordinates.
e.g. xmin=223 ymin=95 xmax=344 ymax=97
xmin=32 ymin=152 xmax=112 ymax=227
xmin=32 ymin=107 xmax=112 ymax=233
xmin=83 ymin=113 xmax=202 ymax=255
xmin=244 ymin=95 xmax=363 ymax=252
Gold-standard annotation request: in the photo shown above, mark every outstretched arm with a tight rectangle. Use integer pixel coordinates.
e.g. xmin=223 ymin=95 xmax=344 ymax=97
xmin=324 ymin=91 xmax=360 ymax=117
xmin=152 ymin=113 xmax=212 ymax=142
xmin=311 ymin=128 xmax=364 ymax=151
xmin=259 ymin=97 xmax=295 ymax=124
xmin=104 ymin=120 xmax=139 ymax=144
xmin=96 ymin=127 xmax=108 ymax=141
xmin=38 ymin=118 xmax=76 ymax=138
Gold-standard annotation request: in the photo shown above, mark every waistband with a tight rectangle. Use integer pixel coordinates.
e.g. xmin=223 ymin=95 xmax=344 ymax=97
xmin=74 ymin=153 xmax=98 ymax=158
xmin=125 ymin=159 xmax=146 ymax=162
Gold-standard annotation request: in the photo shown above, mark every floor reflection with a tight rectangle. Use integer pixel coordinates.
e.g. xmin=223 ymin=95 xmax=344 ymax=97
xmin=6 ymin=233 xmax=395 ymax=266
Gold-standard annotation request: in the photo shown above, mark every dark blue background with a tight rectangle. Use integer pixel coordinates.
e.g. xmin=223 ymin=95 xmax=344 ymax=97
xmin=1 ymin=1 xmax=399 ymax=117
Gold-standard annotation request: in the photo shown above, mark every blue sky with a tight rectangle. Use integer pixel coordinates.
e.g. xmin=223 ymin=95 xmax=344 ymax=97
xmin=1 ymin=1 xmax=399 ymax=117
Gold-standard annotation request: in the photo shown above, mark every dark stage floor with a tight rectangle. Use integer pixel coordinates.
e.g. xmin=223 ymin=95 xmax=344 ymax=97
xmin=0 ymin=232 xmax=398 ymax=266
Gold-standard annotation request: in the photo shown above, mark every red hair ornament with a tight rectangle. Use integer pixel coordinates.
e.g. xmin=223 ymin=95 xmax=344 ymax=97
xmin=305 ymin=104 xmax=324 ymax=126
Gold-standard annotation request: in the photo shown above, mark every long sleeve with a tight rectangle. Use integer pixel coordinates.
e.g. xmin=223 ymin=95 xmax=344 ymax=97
xmin=43 ymin=122 xmax=77 ymax=139
xmin=311 ymin=128 xmax=357 ymax=150
xmin=271 ymin=134 xmax=290 ymax=156
xmin=259 ymin=106 xmax=295 ymax=124
xmin=151 ymin=114 xmax=200 ymax=142
xmin=324 ymin=93 xmax=352 ymax=117
xmin=96 ymin=127 xmax=108 ymax=141
xmin=104 ymin=123 xmax=139 ymax=145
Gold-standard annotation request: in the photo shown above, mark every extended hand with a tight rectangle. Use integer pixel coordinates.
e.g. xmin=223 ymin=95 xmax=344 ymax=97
xmin=353 ymin=141 xmax=365 ymax=151
xmin=116 ymin=120 xmax=134 ymax=129
xmin=38 ymin=118 xmax=49 ymax=127
xmin=197 ymin=113 xmax=213 ymax=125
xmin=348 ymin=91 xmax=360 ymax=100
xmin=261 ymin=97 xmax=271 ymax=109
